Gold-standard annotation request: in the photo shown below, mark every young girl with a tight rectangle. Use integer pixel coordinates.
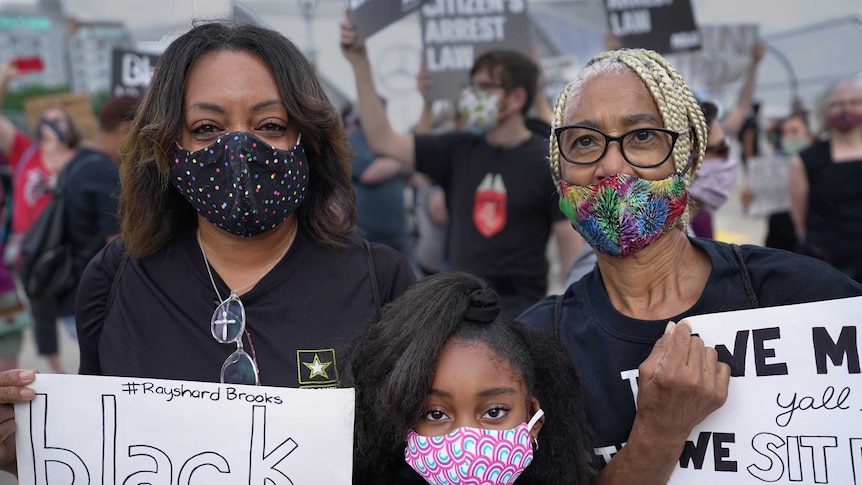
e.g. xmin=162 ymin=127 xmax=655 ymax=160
xmin=348 ymin=272 xmax=596 ymax=484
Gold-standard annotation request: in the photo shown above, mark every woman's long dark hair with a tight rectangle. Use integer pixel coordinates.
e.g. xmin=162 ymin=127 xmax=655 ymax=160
xmin=119 ymin=21 xmax=354 ymax=257
xmin=347 ymin=272 xmax=596 ymax=484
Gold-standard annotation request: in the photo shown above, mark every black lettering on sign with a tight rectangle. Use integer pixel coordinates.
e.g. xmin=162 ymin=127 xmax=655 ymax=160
xmin=812 ymin=326 xmax=860 ymax=374
xmin=753 ymin=327 xmax=788 ymax=376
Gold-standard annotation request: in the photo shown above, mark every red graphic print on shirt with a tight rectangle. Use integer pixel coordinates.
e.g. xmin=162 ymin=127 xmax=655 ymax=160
xmin=473 ymin=173 xmax=507 ymax=238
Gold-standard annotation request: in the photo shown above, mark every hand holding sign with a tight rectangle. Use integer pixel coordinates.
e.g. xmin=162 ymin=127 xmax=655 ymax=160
xmin=623 ymin=321 xmax=730 ymax=478
xmin=0 ymin=369 xmax=36 ymax=476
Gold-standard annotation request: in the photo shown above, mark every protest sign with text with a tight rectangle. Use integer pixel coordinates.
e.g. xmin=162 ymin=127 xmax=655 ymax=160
xmin=420 ymin=0 xmax=530 ymax=101
xmin=605 ymin=0 xmax=701 ymax=54
xmin=744 ymin=154 xmax=791 ymax=217
xmin=111 ymin=48 xmax=160 ymax=97
xmin=668 ymin=296 xmax=862 ymax=484
xmin=665 ymin=24 xmax=759 ymax=93
xmin=15 ymin=374 xmax=355 ymax=484
xmin=347 ymin=0 xmax=427 ymax=44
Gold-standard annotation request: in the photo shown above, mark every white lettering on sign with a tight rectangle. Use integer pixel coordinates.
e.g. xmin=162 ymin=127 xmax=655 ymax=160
xmin=426 ymin=44 xmax=475 ymax=71
xmin=606 ymin=0 xmax=672 ymax=10
xmin=424 ymin=16 xmax=506 ymax=43
xmin=609 ymin=9 xmax=652 ymax=36
xmin=422 ymin=0 xmax=506 ymax=16
xmin=121 ymin=53 xmax=154 ymax=87
xmin=670 ymin=30 xmax=702 ymax=50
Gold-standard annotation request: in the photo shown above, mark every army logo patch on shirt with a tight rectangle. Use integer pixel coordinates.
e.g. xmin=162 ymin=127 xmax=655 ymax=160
xmin=297 ymin=349 xmax=338 ymax=388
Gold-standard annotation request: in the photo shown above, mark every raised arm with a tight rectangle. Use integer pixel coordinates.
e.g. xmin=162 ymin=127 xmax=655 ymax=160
xmin=597 ymin=320 xmax=730 ymax=485
xmin=721 ymin=43 xmax=765 ymax=138
xmin=788 ymin=153 xmax=809 ymax=240
xmin=413 ymin=64 xmax=435 ymax=135
xmin=340 ymin=21 xmax=416 ymax=168
xmin=0 ymin=59 xmax=23 ymax=155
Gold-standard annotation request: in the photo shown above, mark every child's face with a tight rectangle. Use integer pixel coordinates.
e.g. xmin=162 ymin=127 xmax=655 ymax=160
xmin=414 ymin=338 xmax=542 ymax=438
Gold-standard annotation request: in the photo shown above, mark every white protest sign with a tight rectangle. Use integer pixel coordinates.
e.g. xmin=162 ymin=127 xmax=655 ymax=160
xmin=745 ymin=154 xmax=792 ymax=217
xmin=669 ymin=296 xmax=862 ymax=485
xmin=15 ymin=374 xmax=355 ymax=484
xmin=666 ymin=24 xmax=759 ymax=93
xmin=420 ymin=0 xmax=530 ymax=101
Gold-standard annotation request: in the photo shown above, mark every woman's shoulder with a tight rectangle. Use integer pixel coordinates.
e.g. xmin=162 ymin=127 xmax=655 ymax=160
xmin=696 ymin=238 xmax=862 ymax=303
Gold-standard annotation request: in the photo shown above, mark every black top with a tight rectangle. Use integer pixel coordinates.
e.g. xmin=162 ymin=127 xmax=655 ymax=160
xmin=800 ymin=139 xmax=862 ymax=260
xmin=414 ymin=132 xmax=564 ymax=302
xmin=60 ymin=147 xmax=119 ymax=314
xmin=519 ymin=237 xmax=862 ymax=466
xmin=75 ymin=223 xmax=416 ymax=387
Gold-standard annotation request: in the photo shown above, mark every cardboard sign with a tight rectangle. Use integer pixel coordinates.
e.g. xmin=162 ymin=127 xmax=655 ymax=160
xmin=111 ymin=48 xmax=160 ymax=97
xmin=539 ymin=55 xmax=582 ymax=106
xmin=668 ymin=296 xmax=862 ymax=484
xmin=23 ymin=92 xmax=96 ymax=142
xmin=15 ymin=374 xmax=355 ymax=484
xmin=605 ymin=0 xmax=701 ymax=54
xmin=420 ymin=0 xmax=530 ymax=101
xmin=744 ymin=154 xmax=791 ymax=217
xmin=348 ymin=0 xmax=427 ymax=44
xmin=665 ymin=24 xmax=759 ymax=93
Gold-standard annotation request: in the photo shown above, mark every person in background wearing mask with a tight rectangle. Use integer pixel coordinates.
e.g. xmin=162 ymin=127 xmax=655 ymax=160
xmin=745 ymin=112 xmax=813 ymax=251
xmin=54 ymin=95 xmax=140 ymax=341
xmin=0 ymin=58 xmax=81 ymax=373
xmin=341 ymin=21 xmax=582 ymax=317
xmin=789 ymin=77 xmax=862 ymax=282
xmin=688 ymin=100 xmax=739 ymax=238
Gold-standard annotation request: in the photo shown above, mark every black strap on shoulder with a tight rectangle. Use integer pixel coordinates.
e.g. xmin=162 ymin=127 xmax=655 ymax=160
xmin=731 ymin=244 xmax=759 ymax=309
xmin=362 ymin=239 xmax=381 ymax=311
xmin=553 ymin=293 xmax=565 ymax=339
xmin=105 ymin=251 xmax=129 ymax=317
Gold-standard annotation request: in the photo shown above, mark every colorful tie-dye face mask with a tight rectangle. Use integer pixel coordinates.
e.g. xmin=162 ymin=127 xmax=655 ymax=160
xmin=172 ymin=132 xmax=309 ymax=237
xmin=404 ymin=409 xmax=543 ymax=484
xmin=558 ymin=173 xmax=688 ymax=257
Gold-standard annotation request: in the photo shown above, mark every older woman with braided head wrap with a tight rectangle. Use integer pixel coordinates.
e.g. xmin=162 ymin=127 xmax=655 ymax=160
xmin=519 ymin=48 xmax=862 ymax=484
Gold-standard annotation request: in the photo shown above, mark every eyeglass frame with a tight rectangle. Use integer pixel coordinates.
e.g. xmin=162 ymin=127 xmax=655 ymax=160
xmin=553 ymin=125 xmax=692 ymax=169
xmin=211 ymin=293 xmax=260 ymax=386
xmin=468 ymin=81 xmax=505 ymax=92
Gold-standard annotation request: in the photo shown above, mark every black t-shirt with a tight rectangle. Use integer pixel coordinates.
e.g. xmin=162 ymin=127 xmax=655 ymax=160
xmin=414 ymin=132 xmax=564 ymax=302
xmin=75 ymin=223 xmax=416 ymax=387
xmin=60 ymin=147 xmax=119 ymax=314
xmin=519 ymin=238 xmax=862 ymax=466
xmin=800 ymin=139 xmax=862 ymax=257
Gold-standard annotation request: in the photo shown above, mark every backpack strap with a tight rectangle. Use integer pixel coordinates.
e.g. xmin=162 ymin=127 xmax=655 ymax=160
xmin=731 ymin=244 xmax=760 ymax=309
xmin=553 ymin=293 xmax=565 ymax=339
xmin=363 ymin=239 xmax=381 ymax=311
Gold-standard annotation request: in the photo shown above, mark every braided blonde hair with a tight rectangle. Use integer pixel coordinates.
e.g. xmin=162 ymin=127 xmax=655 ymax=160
xmin=550 ymin=48 xmax=708 ymax=227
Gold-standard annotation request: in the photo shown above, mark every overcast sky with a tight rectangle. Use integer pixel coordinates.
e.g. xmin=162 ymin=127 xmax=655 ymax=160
xmin=0 ymin=0 xmax=858 ymax=36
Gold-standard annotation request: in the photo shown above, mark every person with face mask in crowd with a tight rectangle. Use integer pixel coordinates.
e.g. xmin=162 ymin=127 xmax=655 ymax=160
xmin=744 ymin=112 xmax=813 ymax=251
xmin=0 ymin=21 xmax=416 ymax=477
xmin=340 ymin=21 xmax=582 ymax=317
xmin=348 ymin=272 xmax=596 ymax=484
xmin=518 ymin=48 xmax=862 ymax=484
xmin=0 ymin=58 xmax=82 ymax=374
xmin=789 ymin=77 xmax=862 ymax=282
xmin=688 ymin=101 xmax=740 ymax=239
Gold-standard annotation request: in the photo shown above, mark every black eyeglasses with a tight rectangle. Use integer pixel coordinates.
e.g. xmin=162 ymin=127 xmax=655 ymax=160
xmin=554 ymin=125 xmax=690 ymax=168
xmin=469 ymin=81 xmax=504 ymax=92
xmin=211 ymin=292 xmax=260 ymax=385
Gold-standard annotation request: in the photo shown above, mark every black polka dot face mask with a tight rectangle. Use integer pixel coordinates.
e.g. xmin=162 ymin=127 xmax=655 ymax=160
xmin=172 ymin=132 xmax=309 ymax=237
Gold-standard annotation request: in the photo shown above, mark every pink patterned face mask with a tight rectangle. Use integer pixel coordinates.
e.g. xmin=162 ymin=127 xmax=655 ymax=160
xmin=404 ymin=409 xmax=544 ymax=484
